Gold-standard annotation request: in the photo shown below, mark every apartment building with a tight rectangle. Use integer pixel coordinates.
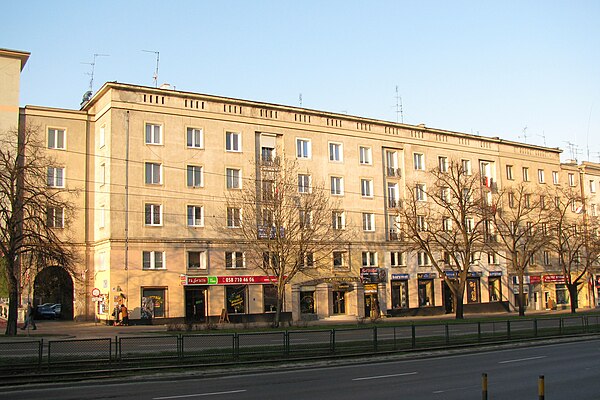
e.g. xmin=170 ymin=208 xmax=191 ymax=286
xmin=3 ymin=48 xmax=598 ymax=323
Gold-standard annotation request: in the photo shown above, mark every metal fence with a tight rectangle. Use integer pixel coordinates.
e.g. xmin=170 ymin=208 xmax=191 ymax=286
xmin=1 ymin=315 xmax=599 ymax=372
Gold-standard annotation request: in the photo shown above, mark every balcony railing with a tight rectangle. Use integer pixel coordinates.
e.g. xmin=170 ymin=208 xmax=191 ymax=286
xmin=386 ymin=167 xmax=402 ymax=178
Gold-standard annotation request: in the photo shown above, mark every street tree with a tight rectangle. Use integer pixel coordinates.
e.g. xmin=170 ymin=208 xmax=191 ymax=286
xmin=225 ymin=156 xmax=349 ymax=327
xmin=0 ymin=126 xmax=78 ymax=335
xmin=397 ymin=159 xmax=488 ymax=319
xmin=489 ymin=184 xmax=553 ymax=316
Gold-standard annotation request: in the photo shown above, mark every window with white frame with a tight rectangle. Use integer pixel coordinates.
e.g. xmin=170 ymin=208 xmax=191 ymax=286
xmin=46 ymin=207 xmax=64 ymax=228
xmin=48 ymin=128 xmax=66 ymax=149
xmin=417 ymin=251 xmax=431 ymax=266
xmin=227 ymin=207 xmax=241 ymax=228
xmin=387 ymin=183 xmax=399 ymax=207
xmin=226 ymin=168 xmax=241 ymax=189
xmin=330 ymin=176 xmax=344 ymax=195
xmin=186 ymin=127 xmax=204 ymax=148
xmin=543 ymin=250 xmax=551 ymax=265
xmin=296 ymin=138 xmax=311 ymax=158
xmin=538 ymin=169 xmax=545 ymax=183
xmin=225 ymin=132 xmax=241 ymax=152
xmin=187 ymin=205 xmax=204 ymax=227
xmin=361 ymin=178 xmax=373 ymax=197
xmin=438 ymin=156 xmax=448 ymax=173
xmin=442 ymin=217 xmax=452 ymax=232
xmin=362 ymin=251 xmax=378 ymax=267
xmin=299 ymin=209 xmax=312 ymax=228
xmin=416 ymin=215 xmax=427 ymax=231
xmin=97 ymin=251 xmax=107 ymax=271
xmin=329 ymin=142 xmax=342 ymax=162
xmin=465 ymin=217 xmax=474 ymax=233
xmin=590 ymin=180 xmax=596 ymax=193
xmin=390 ymin=251 xmax=406 ymax=267
xmin=413 ymin=153 xmax=425 ymax=170
xmin=552 ymin=171 xmax=559 ymax=185
xmin=145 ymin=162 xmax=162 ymax=185
xmin=440 ymin=186 xmax=450 ymax=203
xmin=145 ymin=123 xmax=162 ymax=145
xmin=187 ymin=165 xmax=203 ymax=188
xmin=300 ymin=252 xmax=314 ymax=268
xmin=47 ymin=167 xmax=64 ymax=187
xmin=522 ymin=167 xmax=530 ymax=182
xmin=462 ymin=159 xmax=472 ymax=175
xmin=386 ymin=150 xmax=399 ymax=176
xmin=488 ymin=252 xmax=499 ymax=265
xmin=362 ymin=213 xmax=375 ymax=231
xmin=333 ymin=251 xmax=347 ymax=269
xmin=188 ymin=251 xmax=207 ymax=270
xmin=359 ymin=146 xmax=372 ymax=165
xmin=568 ymin=173 xmax=575 ymax=187
xmin=145 ymin=203 xmax=162 ymax=226
xmin=143 ymin=251 xmax=164 ymax=270
xmin=332 ymin=210 xmax=345 ymax=230
xmin=592 ymin=204 xmax=597 ymax=217
xmin=415 ymin=183 xmax=426 ymax=201
xmin=298 ymin=174 xmax=311 ymax=193
xmin=225 ymin=251 xmax=245 ymax=269
xmin=506 ymin=165 xmax=514 ymax=180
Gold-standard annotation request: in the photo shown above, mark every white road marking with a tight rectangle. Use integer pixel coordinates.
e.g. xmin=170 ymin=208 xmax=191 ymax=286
xmin=498 ymin=355 xmax=547 ymax=364
xmin=352 ymin=372 xmax=418 ymax=381
xmin=153 ymin=389 xmax=247 ymax=399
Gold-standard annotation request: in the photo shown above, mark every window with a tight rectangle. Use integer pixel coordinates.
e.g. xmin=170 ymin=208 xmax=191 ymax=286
xmin=187 ymin=205 xmax=204 ymax=227
xmin=467 ymin=278 xmax=481 ymax=303
xmin=329 ymin=142 xmax=342 ymax=162
xmin=299 ymin=209 xmax=312 ymax=228
xmin=522 ymin=167 xmax=530 ymax=182
xmin=226 ymin=285 xmax=247 ymax=314
xmin=413 ymin=153 xmax=425 ymax=170
xmin=298 ymin=174 xmax=311 ymax=193
xmin=508 ymin=192 xmax=515 ymax=208
xmin=100 ymin=163 xmax=106 ymax=187
xmin=226 ymin=132 xmax=241 ymax=152
xmin=99 ymin=204 xmax=105 ymax=229
xmin=438 ymin=156 xmax=448 ymax=173
xmin=552 ymin=171 xmax=559 ymax=185
xmin=47 ymin=167 xmax=64 ymax=187
xmin=188 ymin=251 xmax=207 ymax=270
xmin=46 ymin=207 xmax=64 ymax=228
xmin=99 ymin=126 xmax=105 ymax=148
xmin=568 ymin=173 xmax=575 ymax=187
xmin=386 ymin=150 xmax=399 ymax=176
xmin=186 ymin=127 xmax=203 ymax=148
xmin=145 ymin=123 xmax=162 ymax=145
xmin=226 ymin=168 xmax=241 ymax=189
xmin=462 ymin=159 xmax=472 ymax=175
xmin=592 ymin=204 xmax=597 ymax=217
xmin=488 ymin=252 xmax=498 ymax=265
xmin=362 ymin=251 xmax=378 ymax=267
xmin=48 ymin=128 xmax=66 ymax=149
xmin=333 ymin=251 xmax=347 ymax=269
xmin=543 ymin=250 xmax=551 ymax=266
xmin=145 ymin=162 xmax=162 ymax=185
xmin=440 ymin=186 xmax=450 ymax=203
xmin=225 ymin=251 xmax=245 ymax=269
xmin=506 ymin=165 xmax=514 ymax=180
xmin=300 ymin=291 xmax=316 ymax=314
xmin=142 ymin=251 xmax=164 ymax=269
xmin=142 ymin=288 xmax=166 ymax=317
xmin=296 ymin=138 xmax=311 ymax=158
xmin=417 ymin=252 xmax=431 ymax=266
xmin=361 ymin=179 xmax=373 ymax=197
xmin=524 ymin=194 xmax=531 ymax=208
xmin=226 ymin=207 xmax=241 ymax=228
xmin=362 ymin=213 xmax=375 ymax=231
xmin=263 ymin=285 xmax=278 ymax=312
xmin=415 ymin=183 xmax=426 ymax=201
xmin=538 ymin=169 xmax=545 ymax=183
xmin=332 ymin=211 xmax=345 ymax=230
xmin=187 ymin=165 xmax=203 ymax=188
xmin=416 ymin=215 xmax=427 ymax=231
xmin=300 ymin=252 xmax=314 ymax=269
xmin=144 ymin=203 xmax=162 ymax=226
xmin=330 ymin=176 xmax=344 ymax=195
xmin=540 ymin=195 xmax=547 ymax=210
xmin=590 ymin=180 xmax=596 ymax=193
xmin=359 ymin=146 xmax=372 ymax=165
xmin=465 ymin=217 xmax=474 ymax=233
xmin=442 ymin=217 xmax=452 ymax=232
xmin=390 ymin=251 xmax=406 ymax=267
xmin=261 ymin=147 xmax=275 ymax=163
xmin=387 ymin=183 xmax=399 ymax=207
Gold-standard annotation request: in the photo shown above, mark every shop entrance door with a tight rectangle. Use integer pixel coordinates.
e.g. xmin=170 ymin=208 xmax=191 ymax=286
xmin=442 ymin=282 xmax=454 ymax=313
xmin=185 ymin=287 xmax=206 ymax=322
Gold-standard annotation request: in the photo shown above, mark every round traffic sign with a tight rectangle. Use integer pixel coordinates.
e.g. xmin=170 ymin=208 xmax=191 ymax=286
xmin=91 ymin=288 xmax=101 ymax=297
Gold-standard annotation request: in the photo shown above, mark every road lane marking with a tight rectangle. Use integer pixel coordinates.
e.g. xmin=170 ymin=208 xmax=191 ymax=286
xmin=153 ymin=389 xmax=247 ymax=399
xmin=498 ymin=355 xmax=547 ymax=364
xmin=352 ymin=372 xmax=418 ymax=381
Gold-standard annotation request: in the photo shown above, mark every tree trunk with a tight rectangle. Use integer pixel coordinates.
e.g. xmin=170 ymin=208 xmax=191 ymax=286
xmin=454 ymin=293 xmax=464 ymax=319
xmin=568 ymin=284 xmax=578 ymax=314
xmin=5 ymin=288 xmax=19 ymax=336
xmin=518 ymin=278 xmax=526 ymax=317
xmin=273 ymin=290 xmax=284 ymax=328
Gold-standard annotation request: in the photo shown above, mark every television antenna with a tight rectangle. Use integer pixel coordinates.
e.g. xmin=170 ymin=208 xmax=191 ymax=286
xmin=142 ymin=50 xmax=160 ymax=87
xmin=395 ymin=85 xmax=404 ymax=123
xmin=565 ymin=141 xmax=580 ymax=161
xmin=518 ymin=126 xmax=528 ymax=143
xmin=537 ymin=131 xmax=547 ymax=146
xmin=81 ymin=53 xmax=109 ymax=92
xmin=299 ymin=93 xmax=302 ymax=107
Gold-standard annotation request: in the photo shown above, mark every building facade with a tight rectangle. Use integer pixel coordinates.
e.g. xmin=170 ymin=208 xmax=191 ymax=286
xmin=2 ymin=48 xmax=599 ymax=323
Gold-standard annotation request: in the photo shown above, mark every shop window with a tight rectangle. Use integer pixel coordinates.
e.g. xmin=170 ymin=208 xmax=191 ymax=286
xmin=141 ymin=288 xmax=166 ymax=318
xmin=489 ymin=277 xmax=501 ymax=302
xmin=263 ymin=285 xmax=278 ymax=313
xmin=300 ymin=291 xmax=315 ymax=314
xmin=391 ymin=280 xmax=409 ymax=309
xmin=555 ymin=284 xmax=569 ymax=305
xmin=333 ymin=291 xmax=346 ymax=314
xmin=418 ymin=279 xmax=434 ymax=306
xmin=226 ymin=285 xmax=247 ymax=314
xmin=467 ymin=278 xmax=481 ymax=303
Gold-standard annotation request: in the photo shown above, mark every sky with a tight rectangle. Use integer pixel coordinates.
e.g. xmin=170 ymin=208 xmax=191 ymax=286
xmin=2 ymin=1 xmax=599 ymax=162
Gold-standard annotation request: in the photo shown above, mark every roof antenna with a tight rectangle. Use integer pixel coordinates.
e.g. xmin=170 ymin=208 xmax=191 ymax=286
xmin=519 ymin=126 xmax=528 ymax=143
xmin=142 ymin=50 xmax=160 ymax=87
xmin=80 ymin=53 xmax=109 ymax=105
xmin=395 ymin=85 xmax=404 ymax=123
xmin=299 ymin=93 xmax=302 ymax=107
xmin=537 ymin=131 xmax=547 ymax=146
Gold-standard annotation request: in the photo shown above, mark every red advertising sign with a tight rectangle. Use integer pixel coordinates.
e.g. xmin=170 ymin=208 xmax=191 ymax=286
xmin=217 ymin=276 xmax=279 ymax=285
xmin=186 ymin=276 xmax=209 ymax=285
xmin=543 ymin=274 xmax=566 ymax=283
xmin=529 ymin=276 xmax=542 ymax=284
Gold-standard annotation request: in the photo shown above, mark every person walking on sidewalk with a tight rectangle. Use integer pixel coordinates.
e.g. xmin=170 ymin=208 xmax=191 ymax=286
xmin=120 ymin=304 xmax=129 ymax=326
xmin=21 ymin=301 xmax=37 ymax=330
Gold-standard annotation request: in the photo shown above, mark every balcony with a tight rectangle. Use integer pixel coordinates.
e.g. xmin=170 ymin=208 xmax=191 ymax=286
xmin=388 ymin=198 xmax=402 ymax=208
xmin=388 ymin=229 xmax=403 ymax=241
xmin=386 ymin=167 xmax=402 ymax=178
xmin=259 ymin=155 xmax=280 ymax=168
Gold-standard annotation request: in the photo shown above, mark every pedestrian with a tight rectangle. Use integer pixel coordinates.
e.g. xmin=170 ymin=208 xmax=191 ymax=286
xmin=21 ymin=301 xmax=36 ymax=330
xmin=120 ymin=304 xmax=129 ymax=326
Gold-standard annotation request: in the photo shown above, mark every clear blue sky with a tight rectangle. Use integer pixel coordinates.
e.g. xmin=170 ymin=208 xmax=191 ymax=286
xmin=3 ymin=1 xmax=599 ymax=161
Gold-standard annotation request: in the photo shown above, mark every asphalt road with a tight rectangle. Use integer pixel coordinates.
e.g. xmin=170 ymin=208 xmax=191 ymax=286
xmin=3 ymin=338 xmax=600 ymax=400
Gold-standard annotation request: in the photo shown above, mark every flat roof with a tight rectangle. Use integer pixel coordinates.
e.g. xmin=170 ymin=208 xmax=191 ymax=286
xmin=0 ymin=48 xmax=30 ymax=71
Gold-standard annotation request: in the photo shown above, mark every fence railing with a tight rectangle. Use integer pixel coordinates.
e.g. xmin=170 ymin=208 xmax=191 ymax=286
xmin=1 ymin=315 xmax=599 ymax=372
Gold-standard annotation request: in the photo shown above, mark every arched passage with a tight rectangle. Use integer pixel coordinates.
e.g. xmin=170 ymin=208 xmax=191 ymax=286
xmin=33 ymin=266 xmax=74 ymax=320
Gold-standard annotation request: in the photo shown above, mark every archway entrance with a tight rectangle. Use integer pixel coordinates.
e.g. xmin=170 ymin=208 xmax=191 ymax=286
xmin=33 ymin=266 xmax=74 ymax=320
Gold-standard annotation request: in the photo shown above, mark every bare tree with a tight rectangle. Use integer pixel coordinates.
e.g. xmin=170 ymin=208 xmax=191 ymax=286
xmin=489 ymin=184 xmax=552 ymax=316
xmin=398 ymin=160 xmax=487 ymax=319
xmin=0 ymin=126 xmax=78 ymax=336
xmin=225 ymin=156 xmax=349 ymax=327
